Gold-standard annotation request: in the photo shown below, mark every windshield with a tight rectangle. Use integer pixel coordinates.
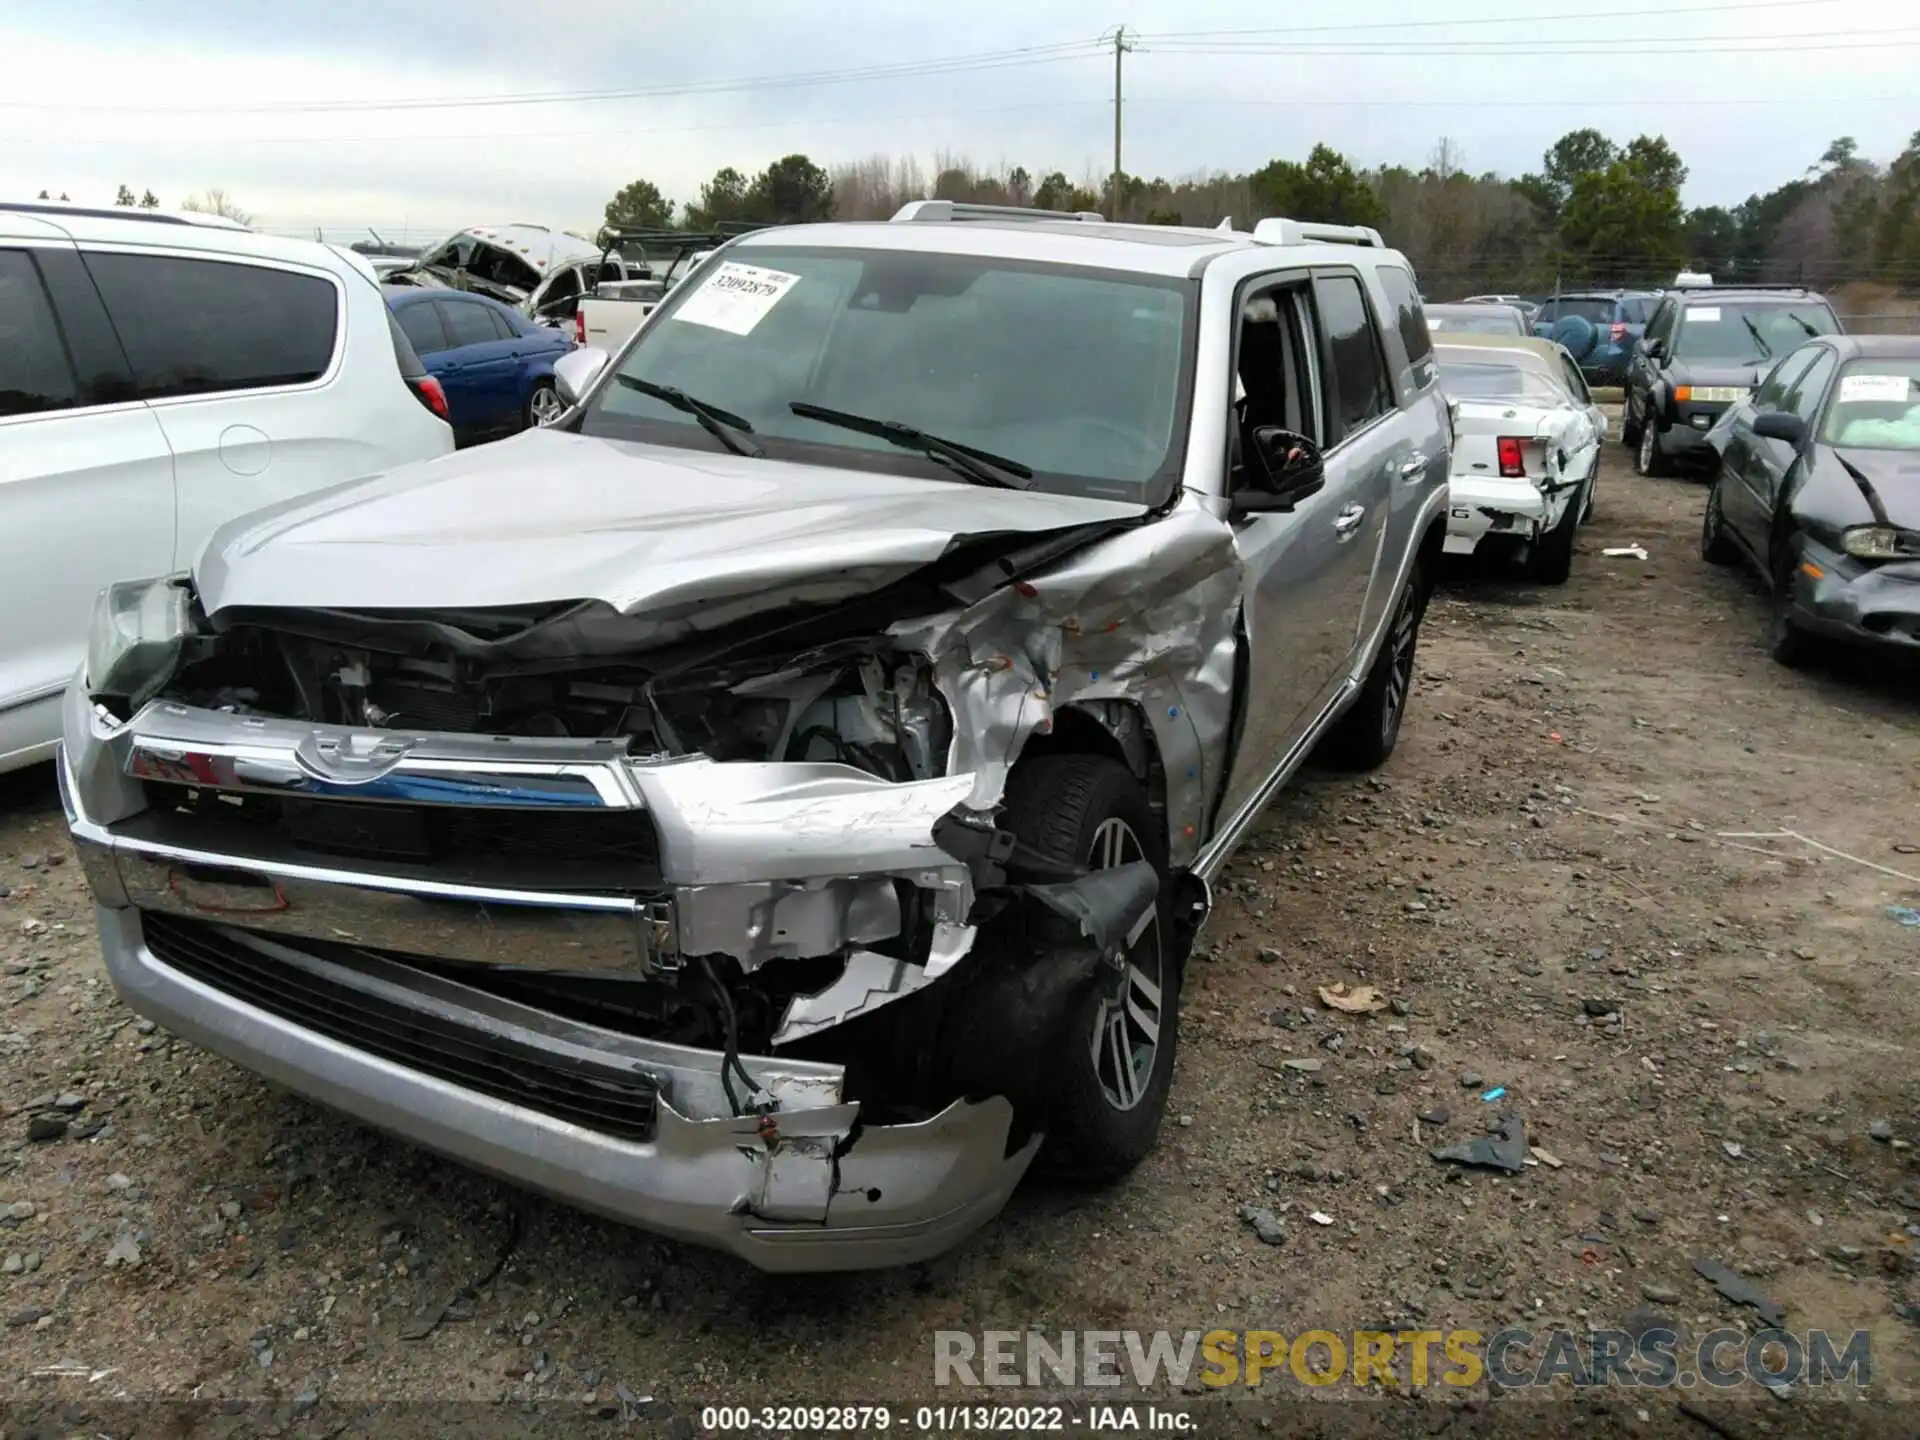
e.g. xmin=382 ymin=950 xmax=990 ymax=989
xmin=1674 ymin=301 xmax=1838 ymax=363
xmin=1436 ymin=356 xmax=1568 ymax=406
xmin=577 ymin=246 xmax=1194 ymax=501
xmin=1822 ymin=359 xmax=1920 ymax=450
xmin=1426 ymin=306 xmax=1525 ymax=336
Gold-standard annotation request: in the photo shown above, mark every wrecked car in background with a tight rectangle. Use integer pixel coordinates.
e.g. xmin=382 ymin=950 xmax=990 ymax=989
xmin=1702 ymin=334 xmax=1920 ymax=667
xmin=1436 ymin=334 xmax=1606 ymax=584
xmin=61 ymin=201 xmax=1450 ymax=1270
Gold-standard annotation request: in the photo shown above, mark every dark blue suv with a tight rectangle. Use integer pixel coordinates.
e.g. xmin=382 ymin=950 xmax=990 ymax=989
xmin=1532 ymin=291 xmax=1660 ymax=386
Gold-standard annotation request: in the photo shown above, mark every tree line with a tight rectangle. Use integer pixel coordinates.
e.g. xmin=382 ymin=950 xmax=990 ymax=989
xmin=602 ymin=128 xmax=1920 ymax=302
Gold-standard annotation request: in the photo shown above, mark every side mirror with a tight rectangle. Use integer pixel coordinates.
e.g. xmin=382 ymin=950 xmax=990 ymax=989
xmin=552 ymin=346 xmax=609 ymax=406
xmin=1645 ymin=338 xmax=1666 ymax=362
xmin=1232 ymin=428 xmax=1326 ymax=516
xmin=1752 ymin=410 xmax=1806 ymax=445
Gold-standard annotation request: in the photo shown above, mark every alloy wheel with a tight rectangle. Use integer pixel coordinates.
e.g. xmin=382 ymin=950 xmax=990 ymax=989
xmin=1381 ymin=581 xmax=1420 ymax=746
xmin=1637 ymin=424 xmax=1656 ymax=475
xmin=1085 ymin=817 xmax=1164 ymax=1112
xmin=530 ymin=385 xmax=566 ymax=426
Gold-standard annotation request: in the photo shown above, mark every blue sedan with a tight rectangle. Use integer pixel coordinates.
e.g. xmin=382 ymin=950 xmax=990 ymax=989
xmin=384 ymin=287 xmax=575 ymax=445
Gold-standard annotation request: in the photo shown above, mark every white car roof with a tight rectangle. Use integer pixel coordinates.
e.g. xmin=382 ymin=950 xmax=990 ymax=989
xmin=0 ymin=200 xmax=375 ymax=282
xmin=727 ymin=216 xmax=1409 ymax=281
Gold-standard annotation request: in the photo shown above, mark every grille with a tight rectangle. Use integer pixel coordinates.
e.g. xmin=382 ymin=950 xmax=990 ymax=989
xmin=141 ymin=913 xmax=661 ymax=1141
xmin=139 ymin=782 xmax=661 ymax=889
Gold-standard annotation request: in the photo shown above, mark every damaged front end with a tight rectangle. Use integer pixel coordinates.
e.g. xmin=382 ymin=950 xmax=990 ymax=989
xmin=61 ymin=507 xmax=1232 ymax=1269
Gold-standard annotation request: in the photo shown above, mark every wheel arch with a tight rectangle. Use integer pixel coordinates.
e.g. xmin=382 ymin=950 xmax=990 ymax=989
xmin=1016 ymin=700 xmax=1169 ymax=857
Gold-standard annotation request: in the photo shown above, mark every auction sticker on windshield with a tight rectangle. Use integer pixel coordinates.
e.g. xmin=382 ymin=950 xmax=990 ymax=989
xmin=1686 ymin=306 xmax=1722 ymax=322
xmin=672 ymin=262 xmax=801 ymax=335
xmin=1839 ymin=373 xmax=1913 ymax=404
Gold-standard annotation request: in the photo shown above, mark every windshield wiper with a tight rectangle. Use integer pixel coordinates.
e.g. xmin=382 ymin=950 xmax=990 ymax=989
xmin=1740 ymin=313 xmax=1774 ymax=361
xmin=617 ymin=376 xmax=764 ymax=458
xmin=1786 ymin=311 xmax=1822 ymax=339
xmin=789 ymin=401 xmax=1035 ymax=490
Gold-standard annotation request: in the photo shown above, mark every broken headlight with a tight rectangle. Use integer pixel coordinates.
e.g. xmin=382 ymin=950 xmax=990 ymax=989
xmin=85 ymin=574 xmax=194 ymax=716
xmin=1840 ymin=526 xmax=1920 ymax=562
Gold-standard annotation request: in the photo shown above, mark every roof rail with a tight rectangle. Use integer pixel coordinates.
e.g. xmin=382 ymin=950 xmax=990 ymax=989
xmin=891 ymin=200 xmax=1106 ymax=224
xmin=1251 ymin=217 xmax=1384 ymax=248
xmin=0 ymin=199 xmax=248 ymax=231
xmin=1670 ymin=282 xmax=1808 ymax=294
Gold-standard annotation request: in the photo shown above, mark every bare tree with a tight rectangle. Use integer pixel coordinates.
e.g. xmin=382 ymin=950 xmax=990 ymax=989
xmin=180 ymin=189 xmax=254 ymax=227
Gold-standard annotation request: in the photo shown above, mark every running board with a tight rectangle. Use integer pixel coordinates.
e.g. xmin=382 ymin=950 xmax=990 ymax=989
xmin=1190 ymin=677 xmax=1358 ymax=885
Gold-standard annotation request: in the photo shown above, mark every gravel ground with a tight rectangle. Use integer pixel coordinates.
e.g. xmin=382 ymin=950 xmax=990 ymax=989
xmin=2 ymin=432 xmax=1918 ymax=1436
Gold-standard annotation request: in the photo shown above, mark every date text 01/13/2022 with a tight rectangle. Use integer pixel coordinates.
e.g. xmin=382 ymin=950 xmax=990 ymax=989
xmin=696 ymin=1404 xmax=1196 ymax=1431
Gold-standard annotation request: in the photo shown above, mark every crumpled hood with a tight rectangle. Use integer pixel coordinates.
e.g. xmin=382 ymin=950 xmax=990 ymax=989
xmin=1834 ymin=448 xmax=1920 ymax=527
xmin=193 ymin=429 xmax=1144 ymax=618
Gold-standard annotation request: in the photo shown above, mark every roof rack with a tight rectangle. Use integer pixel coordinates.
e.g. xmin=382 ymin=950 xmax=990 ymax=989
xmin=1669 ymin=282 xmax=1808 ymax=295
xmin=891 ymin=200 xmax=1106 ymax=224
xmin=1 ymin=199 xmax=247 ymax=231
xmin=1251 ymin=217 xmax=1384 ymax=248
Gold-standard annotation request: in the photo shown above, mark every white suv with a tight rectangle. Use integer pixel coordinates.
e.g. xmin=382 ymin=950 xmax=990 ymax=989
xmin=0 ymin=200 xmax=454 ymax=773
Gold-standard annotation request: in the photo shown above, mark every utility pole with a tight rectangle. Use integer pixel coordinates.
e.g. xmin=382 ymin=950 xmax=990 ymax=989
xmin=1110 ymin=26 xmax=1132 ymax=220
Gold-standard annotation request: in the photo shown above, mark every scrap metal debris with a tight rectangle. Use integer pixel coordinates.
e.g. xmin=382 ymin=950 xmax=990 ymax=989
xmin=1689 ymin=1256 xmax=1785 ymax=1328
xmin=398 ymin=1209 xmax=520 ymax=1342
xmin=1431 ymin=1115 xmax=1528 ymax=1174
xmin=1602 ymin=545 xmax=1650 ymax=559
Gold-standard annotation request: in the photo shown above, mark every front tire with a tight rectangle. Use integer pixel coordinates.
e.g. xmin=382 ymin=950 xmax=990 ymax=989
xmin=1635 ymin=419 xmax=1671 ymax=477
xmin=1768 ymin=548 xmax=1812 ymax=668
xmin=999 ymin=755 xmax=1177 ymax=1181
xmin=1325 ymin=561 xmax=1428 ymax=770
xmin=1701 ymin=479 xmax=1739 ymax=566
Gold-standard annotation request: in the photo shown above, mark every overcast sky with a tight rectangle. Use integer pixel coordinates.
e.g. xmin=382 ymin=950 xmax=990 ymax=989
xmin=2 ymin=0 xmax=1913 ymax=242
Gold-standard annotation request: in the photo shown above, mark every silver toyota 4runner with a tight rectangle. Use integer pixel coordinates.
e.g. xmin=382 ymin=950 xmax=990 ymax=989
xmin=60 ymin=202 xmax=1451 ymax=1271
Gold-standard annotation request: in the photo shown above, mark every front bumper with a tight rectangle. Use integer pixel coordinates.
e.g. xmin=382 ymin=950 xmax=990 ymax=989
xmin=1784 ymin=544 xmax=1920 ymax=652
xmin=1656 ymin=400 xmax=1736 ymax=460
xmin=85 ymin=902 xmax=1033 ymax=1269
xmin=58 ymin=687 xmax=1043 ymax=1271
xmin=1442 ymin=473 xmax=1574 ymax=556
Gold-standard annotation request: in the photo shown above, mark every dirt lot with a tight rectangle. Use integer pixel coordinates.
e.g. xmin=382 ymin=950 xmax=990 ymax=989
xmin=1 ymin=431 xmax=1918 ymax=1435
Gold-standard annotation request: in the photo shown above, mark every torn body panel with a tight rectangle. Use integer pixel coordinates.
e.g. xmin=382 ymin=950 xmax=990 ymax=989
xmin=894 ymin=496 xmax=1243 ymax=870
xmin=1444 ymin=400 xmax=1598 ymax=557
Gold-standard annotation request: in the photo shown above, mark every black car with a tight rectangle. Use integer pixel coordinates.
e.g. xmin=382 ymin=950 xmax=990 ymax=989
xmin=1700 ymin=335 xmax=1920 ymax=666
xmin=1625 ymin=287 xmax=1843 ymax=477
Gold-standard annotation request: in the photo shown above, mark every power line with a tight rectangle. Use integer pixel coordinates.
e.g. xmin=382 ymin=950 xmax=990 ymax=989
xmin=1129 ymin=91 xmax=1919 ymax=109
xmin=1144 ymin=35 xmax=1920 ymax=57
xmin=1132 ymin=0 xmax=1850 ymax=40
xmin=0 ymin=39 xmax=1107 ymax=115
xmin=4 ymin=97 xmax=1115 ymax=149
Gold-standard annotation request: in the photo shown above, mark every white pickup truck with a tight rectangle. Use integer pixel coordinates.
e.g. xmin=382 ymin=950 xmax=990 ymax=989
xmin=573 ymin=226 xmax=760 ymax=350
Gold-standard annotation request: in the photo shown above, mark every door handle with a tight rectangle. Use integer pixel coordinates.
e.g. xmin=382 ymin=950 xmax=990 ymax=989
xmin=1333 ymin=504 xmax=1366 ymax=538
xmin=1398 ymin=452 xmax=1429 ymax=479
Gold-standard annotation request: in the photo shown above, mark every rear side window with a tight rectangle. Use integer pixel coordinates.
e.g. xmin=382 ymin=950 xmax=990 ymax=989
xmin=385 ymin=310 xmax=428 ymax=380
xmin=437 ymin=299 xmax=500 ymax=349
xmin=1375 ymin=264 xmax=1434 ymax=392
xmin=394 ymin=301 xmax=446 ymax=357
xmin=1312 ymin=273 xmax=1393 ymax=440
xmin=0 ymin=248 xmax=81 ymax=418
xmin=84 ymin=252 xmax=337 ymax=399
xmin=483 ymin=306 xmax=518 ymax=342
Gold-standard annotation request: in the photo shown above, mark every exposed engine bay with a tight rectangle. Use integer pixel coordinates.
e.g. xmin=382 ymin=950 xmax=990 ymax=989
xmin=162 ymin=620 xmax=952 ymax=785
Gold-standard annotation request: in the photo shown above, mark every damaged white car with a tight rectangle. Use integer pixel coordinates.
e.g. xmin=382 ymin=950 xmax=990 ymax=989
xmin=1437 ymin=334 xmax=1606 ymax=584
xmin=61 ymin=203 xmax=1450 ymax=1270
